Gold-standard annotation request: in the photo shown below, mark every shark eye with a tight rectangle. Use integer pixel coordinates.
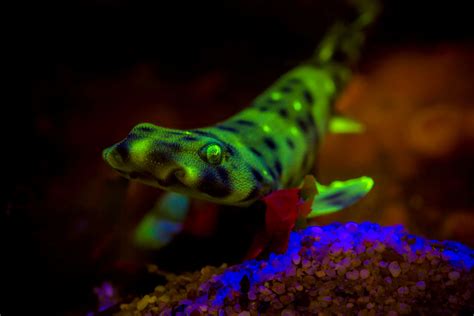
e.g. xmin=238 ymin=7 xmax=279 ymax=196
xmin=200 ymin=143 xmax=223 ymax=165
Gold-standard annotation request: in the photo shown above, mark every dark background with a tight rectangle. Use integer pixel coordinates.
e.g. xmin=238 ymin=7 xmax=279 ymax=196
xmin=5 ymin=0 xmax=474 ymax=314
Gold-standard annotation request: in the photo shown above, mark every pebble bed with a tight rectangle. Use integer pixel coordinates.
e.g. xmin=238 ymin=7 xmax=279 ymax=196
xmin=117 ymin=222 xmax=474 ymax=315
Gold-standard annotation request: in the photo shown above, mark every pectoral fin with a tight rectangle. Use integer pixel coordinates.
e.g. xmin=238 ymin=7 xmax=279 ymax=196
xmin=134 ymin=192 xmax=190 ymax=249
xmin=307 ymin=176 xmax=374 ymax=218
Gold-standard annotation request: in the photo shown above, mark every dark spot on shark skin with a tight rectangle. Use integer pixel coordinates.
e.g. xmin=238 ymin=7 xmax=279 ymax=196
xmin=287 ymin=78 xmax=302 ymax=85
xmin=307 ymin=114 xmax=316 ymax=128
xmin=263 ymin=137 xmax=277 ymax=151
xmin=303 ymin=90 xmax=314 ymax=104
xmin=235 ymin=119 xmax=255 ymax=127
xmin=274 ymin=160 xmax=282 ymax=176
xmin=193 ymin=130 xmax=211 ymax=136
xmin=286 ymin=138 xmax=295 ymax=149
xmin=149 ymin=148 xmax=173 ymax=164
xmin=154 ymin=141 xmax=182 ymax=153
xmin=250 ymin=167 xmax=263 ymax=182
xmin=299 ymin=112 xmax=317 ymax=140
xmin=226 ymin=144 xmax=237 ymax=156
xmin=248 ymin=148 xmax=276 ymax=181
xmin=280 ymin=85 xmax=292 ymax=93
xmin=249 ymin=147 xmax=263 ymax=157
xmin=216 ymin=125 xmax=239 ymax=133
xmin=297 ymin=118 xmax=308 ymax=133
xmin=168 ymin=142 xmax=182 ymax=152
xmin=193 ymin=130 xmax=218 ymax=138
xmin=114 ymin=141 xmax=130 ymax=163
xmin=182 ymin=135 xmax=199 ymax=141
xmin=192 ymin=130 xmax=224 ymax=143
xmin=198 ymin=169 xmax=232 ymax=197
xmin=216 ymin=166 xmax=230 ymax=184
xmin=278 ymin=108 xmax=289 ymax=118
xmin=267 ymin=167 xmax=278 ymax=181
xmin=125 ymin=133 xmax=140 ymax=141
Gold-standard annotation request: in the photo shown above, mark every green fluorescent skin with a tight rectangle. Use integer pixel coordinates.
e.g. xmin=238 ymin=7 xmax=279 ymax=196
xmin=309 ymin=176 xmax=374 ymax=218
xmin=329 ymin=116 xmax=365 ymax=133
xmin=102 ymin=0 xmax=380 ymax=208
xmin=103 ymin=66 xmax=343 ymax=207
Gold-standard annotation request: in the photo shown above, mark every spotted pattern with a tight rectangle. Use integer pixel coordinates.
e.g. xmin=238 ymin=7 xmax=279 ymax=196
xmin=303 ymin=90 xmax=314 ymax=104
xmin=216 ymin=125 xmax=239 ymax=133
xmin=250 ymin=147 xmax=263 ymax=157
xmin=198 ymin=168 xmax=232 ymax=197
xmin=235 ymin=119 xmax=255 ymax=127
xmin=278 ymin=108 xmax=289 ymax=118
xmin=149 ymin=147 xmax=174 ymax=164
xmin=182 ymin=135 xmax=198 ymax=141
xmin=115 ymin=141 xmax=130 ymax=163
xmin=280 ymin=85 xmax=292 ymax=93
xmin=263 ymin=137 xmax=277 ymax=150
xmin=286 ymin=138 xmax=295 ymax=149
xmin=216 ymin=166 xmax=230 ymax=184
xmin=250 ymin=167 xmax=264 ymax=182
xmin=155 ymin=141 xmax=182 ymax=152
xmin=296 ymin=118 xmax=309 ymax=133
xmin=274 ymin=161 xmax=283 ymax=176
xmin=103 ymin=65 xmax=335 ymax=207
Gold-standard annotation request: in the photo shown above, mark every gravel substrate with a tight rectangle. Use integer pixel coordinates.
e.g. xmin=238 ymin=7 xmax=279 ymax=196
xmin=117 ymin=222 xmax=474 ymax=315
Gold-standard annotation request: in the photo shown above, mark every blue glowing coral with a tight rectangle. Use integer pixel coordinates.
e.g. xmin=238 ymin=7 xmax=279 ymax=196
xmin=205 ymin=222 xmax=474 ymax=307
xmin=119 ymin=222 xmax=474 ymax=315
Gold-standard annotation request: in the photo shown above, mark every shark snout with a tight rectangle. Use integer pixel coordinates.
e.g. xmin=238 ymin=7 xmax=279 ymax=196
xmin=103 ymin=137 xmax=189 ymax=189
xmin=102 ymin=139 xmax=131 ymax=170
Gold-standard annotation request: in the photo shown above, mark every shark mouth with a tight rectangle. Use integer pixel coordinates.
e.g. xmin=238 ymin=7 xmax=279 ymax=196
xmin=113 ymin=168 xmax=188 ymax=189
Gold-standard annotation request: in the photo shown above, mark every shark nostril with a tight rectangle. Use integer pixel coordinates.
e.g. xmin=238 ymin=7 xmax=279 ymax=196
xmin=174 ymin=169 xmax=185 ymax=179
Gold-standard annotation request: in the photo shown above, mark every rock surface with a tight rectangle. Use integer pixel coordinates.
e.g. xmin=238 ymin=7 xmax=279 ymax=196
xmin=117 ymin=222 xmax=474 ymax=315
